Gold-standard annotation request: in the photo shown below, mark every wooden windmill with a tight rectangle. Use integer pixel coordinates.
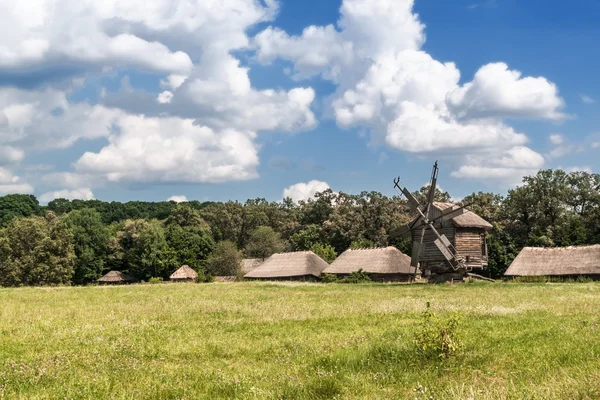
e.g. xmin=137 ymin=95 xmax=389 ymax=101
xmin=391 ymin=162 xmax=491 ymax=282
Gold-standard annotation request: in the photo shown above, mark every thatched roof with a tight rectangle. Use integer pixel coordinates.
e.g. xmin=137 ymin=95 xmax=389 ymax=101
xmin=170 ymin=265 xmax=198 ymax=280
xmin=241 ymin=258 xmax=263 ymax=274
xmin=505 ymin=245 xmax=600 ymax=276
xmin=244 ymin=251 xmax=329 ymax=279
xmin=323 ymin=246 xmax=415 ymax=275
xmin=98 ymin=270 xmax=134 ymax=283
xmin=432 ymin=202 xmax=492 ymax=230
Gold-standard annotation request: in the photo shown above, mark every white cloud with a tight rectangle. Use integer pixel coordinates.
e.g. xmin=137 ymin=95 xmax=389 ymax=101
xmin=446 ymin=63 xmax=565 ymax=121
xmin=254 ymin=0 xmax=564 ymax=185
xmin=168 ymin=195 xmax=188 ymax=203
xmin=581 ymin=95 xmax=595 ymax=104
xmin=39 ymin=188 xmax=95 ymax=204
xmin=549 ymin=134 xmax=564 ymax=145
xmin=157 ymin=91 xmax=173 ymax=104
xmin=283 ymin=180 xmax=330 ymax=203
xmin=41 ymin=172 xmax=98 ymax=189
xmin=592 ymin=142 xmax=600 ymax=149
xmin=75 ymin=115 xmax=260 ymax=183
xmin=0 ymin=167 xmax=34 ymax=194
xmin=563 ymin=166 xmax=592 ymax=174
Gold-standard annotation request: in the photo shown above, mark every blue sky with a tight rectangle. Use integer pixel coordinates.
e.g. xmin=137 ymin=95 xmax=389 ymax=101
xmin=0 ymin=0 xmax=598 ymax=204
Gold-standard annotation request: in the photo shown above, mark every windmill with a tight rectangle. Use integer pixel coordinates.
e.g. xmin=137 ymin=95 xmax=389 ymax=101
xmin=391 ymin=161 xmax=474 ymax=282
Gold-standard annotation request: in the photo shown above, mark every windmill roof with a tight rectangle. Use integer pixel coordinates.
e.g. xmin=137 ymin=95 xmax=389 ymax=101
xmin=98 ymin=270 xmax=134 ymax=283
xmin=431 ymin=202 xmax=493 ymax=230
xmin=323 ymin=246 xmax=415 ymax=275
xmin=244 ymin=251 xmax=329 ymax=279
xmin=170 ymin=265 xmax=198 ymax=280
xmin=505 ymin=245 xmax=600 ymax=276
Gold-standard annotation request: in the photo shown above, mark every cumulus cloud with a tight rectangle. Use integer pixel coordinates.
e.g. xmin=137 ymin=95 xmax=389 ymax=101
xmin=168 ymin=195 xmax=188 ymax=203
xmin=283 ymin=180 xmax=330 ymax=203
xmin=254 ymin=0 xmax=564 ymax=184
xmin=75 ymin=115 xmax=260 ymax=183
xmin=38 ymin=188 xmax=95 ymax=204
xmin=0 ymin=167 xmax=34 ymax=194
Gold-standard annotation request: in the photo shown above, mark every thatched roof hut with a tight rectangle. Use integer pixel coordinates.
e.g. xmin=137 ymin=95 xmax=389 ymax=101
xmin=98 ymin=270 xmax=135 ymax=285
xmin=505 ymin=245 xmax=600 ymax=277
xmin=170 ymin=265 xmax=198 ymax=282
xmin=244 ymin=251 xmax=329 ymax=281
xmin=241 ymin=258 xmax=263 ymax=274
xmin=323 ymin=246 xmax=416 ymax=282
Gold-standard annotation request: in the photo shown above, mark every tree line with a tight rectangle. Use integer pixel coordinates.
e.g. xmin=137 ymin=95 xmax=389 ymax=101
xmin=0 ymin=169 xmax=598 ymax=287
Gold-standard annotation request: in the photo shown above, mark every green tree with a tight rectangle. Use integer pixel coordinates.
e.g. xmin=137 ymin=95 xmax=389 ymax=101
xmin=0 ymin=194 xmax=41 ymax=227
xmin=65 ymin=208 xmax=110 ymax=285
xmin=289 ymin=224 xmax=321 ymax=251
xmin=205 ymin=241 xmax=242 ymax=277
xmin=0 ymin=212 xmax=75 ymax=287
xmin=349 ymin=239 xmax=377 ymax=249
xmin=245 ymin=226 xmax=284 ymax=260
xmin=127 ymin=221 xmax=176 ymax=281
xmin=310 ymin=243 xmax=337 ymax=263
xmin=165 ymin=204 xmax=211 ymax=230
xmin=165 ymin=224 xmax=215 ymax=270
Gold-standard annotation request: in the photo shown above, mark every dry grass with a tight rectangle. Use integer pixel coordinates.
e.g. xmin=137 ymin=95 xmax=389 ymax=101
xmin=1 ymin=281 xmax=600 ymax=399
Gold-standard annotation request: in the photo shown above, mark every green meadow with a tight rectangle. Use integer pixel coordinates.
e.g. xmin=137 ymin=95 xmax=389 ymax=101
xmin=1 ymin=282 xmax=600 ymax=399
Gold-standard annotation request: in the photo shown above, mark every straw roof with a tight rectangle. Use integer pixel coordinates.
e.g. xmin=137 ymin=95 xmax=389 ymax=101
xmin=323 ymin=246 xmax=415 ymax=275
xmin=170 ymin=265 xmax=198 ymax=280
xmin=98 ymin=270 xmax=134 ymax=283
xmin=241 ymin=258 xmax=263 ymax=274
xmin=244 ymin=251 xmax=329 ymax=279
xmin=432 ymin=202 xmax=492 ymax=230
xmin=505 ymin=245 xmax=600 ymax=276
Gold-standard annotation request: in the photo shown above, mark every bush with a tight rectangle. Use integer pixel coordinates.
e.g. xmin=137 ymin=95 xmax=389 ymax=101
xmin=148 ymin=277 xmax=163 ymax=284
xmin=310 ymin=243 xmax=337 ymax=263
xmin=414 ymin=302 xmax=462 ymax=359
xmin=206 ymin=241 xmax=242 ymax=277
xmin=195 ymin=269 xmax=214 ymax=283
xmin=339 ymin=269 xmax=371 ymax=284
xmin=320 ymin=273 xmax=339 ymax=283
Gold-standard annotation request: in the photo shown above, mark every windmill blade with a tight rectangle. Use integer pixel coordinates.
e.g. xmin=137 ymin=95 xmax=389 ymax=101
xmin=434 ymin=238 xmax=455 ymax=263
xmin=430 ymin=202 xmax=474 ymax=224
xmin=411 ymin=241 xmax=422 ymax=268
xmin=401 ymin=187 xmax=420 ymax=213
xmin=390 ymin=223 xmax=412 ymax=239
xmin=426 ymin=161 xmax=439 ymax=206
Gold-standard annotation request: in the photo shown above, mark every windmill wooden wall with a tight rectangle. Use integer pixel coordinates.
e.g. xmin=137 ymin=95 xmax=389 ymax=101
xmin=411 ymin=203 xmax=491 ymax=273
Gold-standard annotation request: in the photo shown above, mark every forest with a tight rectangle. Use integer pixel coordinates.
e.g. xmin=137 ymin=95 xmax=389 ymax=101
xmin=0 ymin=169 xmax=598 ymax=287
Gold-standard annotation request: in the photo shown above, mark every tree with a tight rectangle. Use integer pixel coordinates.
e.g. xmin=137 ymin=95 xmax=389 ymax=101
xmin=165 ymin=224 xmax=215 ymax=271
xmin=0 ymin=194 xmax=41 ymax=227
xmin=310 ymin=243 xmax=337 ymax=263
xmin=289 ymin=224 xmax=321 ymax=251
xmin=205 ymin=241 xmax=242 ymax=277
xmin=0 ymin=212 xmax=75 ymax=287
xmin=349 ymin=239 xmax=376 ymax=249
xmin=165 ymin=204 xmax=211 ymax=230
xmin=114 ymin=219 xmax=176 ymax=280
xmin=65 ymin=208 xmax=110 ymax=285
xmin=245 ymin=226 xmax=284 ymax=260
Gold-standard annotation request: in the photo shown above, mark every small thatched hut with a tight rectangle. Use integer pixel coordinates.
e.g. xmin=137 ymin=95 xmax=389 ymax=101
xmin=170 ymin=265 xmax=198 ymax=282
xmin=505 ymin=245 xmax=600 ymax=279
xmin=241 ymin=258 xmax=263 ymax=275
xmin=323 ymin=246 xmax=416 ymax=282
xmin=98 ymin=271 xmax=135 ymax=285
xmin=244 ymin=251 xmax=329 ymax=281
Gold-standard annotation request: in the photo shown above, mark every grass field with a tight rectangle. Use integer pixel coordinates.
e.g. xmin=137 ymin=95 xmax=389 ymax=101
xmin=2 ymin=282 xmax=600 ymax=399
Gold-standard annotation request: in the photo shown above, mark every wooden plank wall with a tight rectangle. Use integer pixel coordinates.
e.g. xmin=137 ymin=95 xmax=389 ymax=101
xmin=412 ymin=227 xmax=455 ymax=264
xmin=455 ymin=228 xmax=486 ymax=268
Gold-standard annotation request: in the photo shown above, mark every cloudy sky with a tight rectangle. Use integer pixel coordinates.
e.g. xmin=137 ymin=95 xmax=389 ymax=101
xmin=1 ymin=0 xmax=599 ymax=204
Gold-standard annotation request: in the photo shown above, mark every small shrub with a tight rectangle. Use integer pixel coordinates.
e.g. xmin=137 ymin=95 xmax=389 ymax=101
xmin=148 ymin=277 xmax=163 ymax=284
xmin=320 ymin=273 xmax=339 ymax=283
xmin=310 ymin=243 xmax=337 ymax=263
xmin=414 ymin=302 xmax=462 ymax=359
xmin=195 ymin=269 xmax=214 ymax=283
xmin=339 ymin=269 xmax=371 ymax=284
